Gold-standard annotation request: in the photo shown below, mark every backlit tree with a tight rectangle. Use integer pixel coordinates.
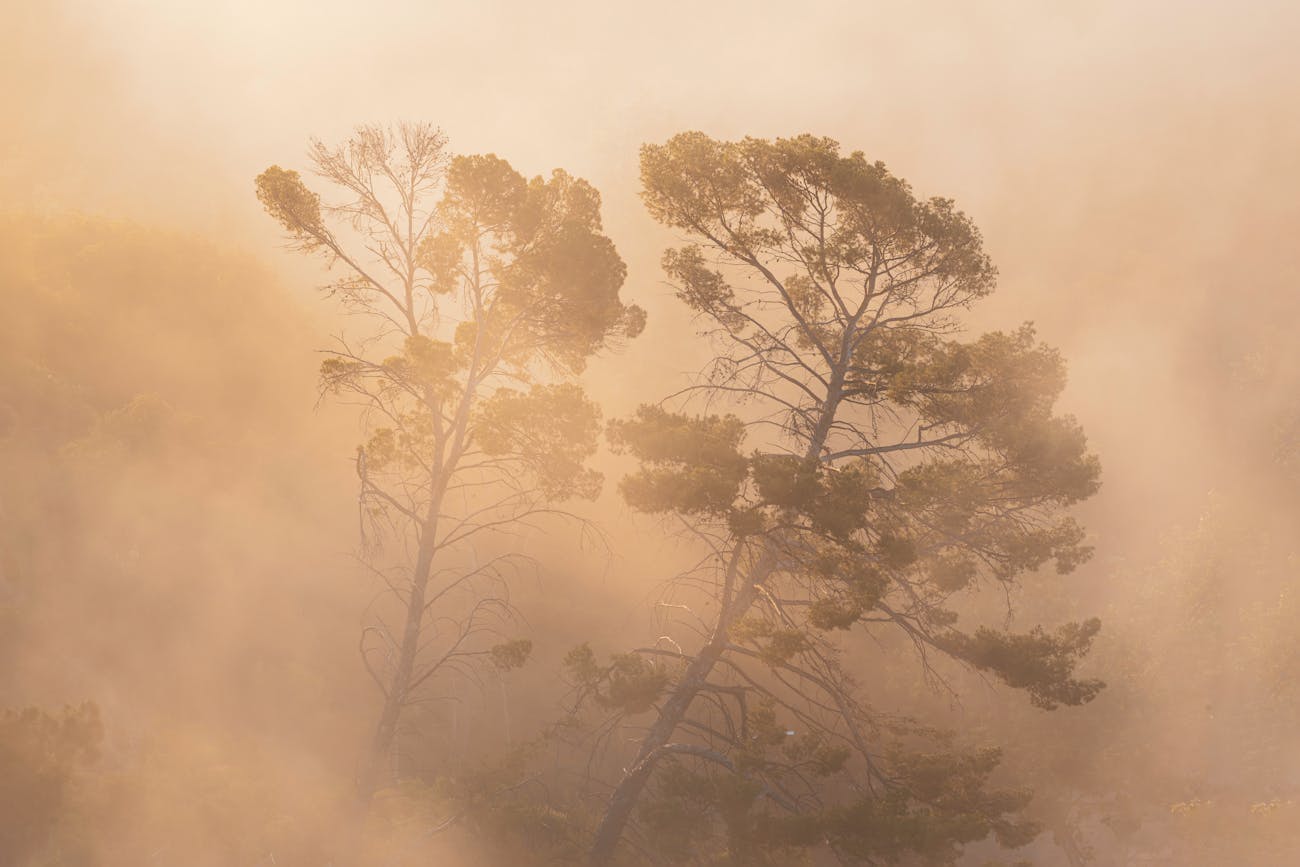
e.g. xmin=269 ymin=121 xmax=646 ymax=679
xmin=576 ymin=133 xmax=1102 ymax=865
xmin=256 ymin=123 xmax=644 ymax=798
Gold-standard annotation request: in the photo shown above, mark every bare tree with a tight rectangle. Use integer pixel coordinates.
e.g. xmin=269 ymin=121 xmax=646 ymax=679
xmin=575 ymin=133 xmax=1103 ymax=865
xmin=256 ymin=123 xmax=644 ymax=798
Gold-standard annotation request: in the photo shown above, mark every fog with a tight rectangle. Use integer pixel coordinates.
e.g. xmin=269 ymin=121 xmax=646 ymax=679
xmin=3 ymin=1 xmax=1299 ymax=864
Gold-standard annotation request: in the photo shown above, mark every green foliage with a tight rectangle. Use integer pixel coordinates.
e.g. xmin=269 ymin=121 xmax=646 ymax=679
xmin=582 ymin=131 xmax=1105 ymax=867
xmin=257 ymin=128 xmax=642 ymax=522
xmin=474 ymin=383 xmax=604 ymax=500
xmin=257 ymin=129 xmax=647 ymax=802
xmin=635 ymin=703 xmax=852 ymax=864
xmin=608 ymin=406 xmax=749 ymax=515
xmin=386 ymin=335 xmax=461 ymax=396
xmin=425 ymin=155 xmax=645 ymax=372
xmin=750 ymin=454 xmax=821 ymax=509
xmin=807 ymin=596 xmax=865 ymax=631
xmin=945 ymin=619 xmax=1105 ymax=710
xmin=640 ymin=132 xmax=997 ymax=322
xmin=564 ymin=644 xmax=671 ymax=716
xmin=751 ymin=456 xmax=879 ymax=539
xmin=490 ymin=638 xmax=534 ymax=671
xmin=660 ymin=246 xmax=745 ymax=330
xmin=629 ymin=134 xmax=1100 ymax=581
xmin=887 ymin=325 xmax=1101 ymax=506
xmin=599 ymin=652 xmax=668 ymax=716
xmin=802 ymin=545 xmax=890 ymax=627
xmin=634 ymin=705 xmax=1038 ymax=867
xmin=639 ymin=763 xmax=775 ymax=865
xmin=926 ymin=553 xmax=979 ymax=593
xmin=610 ymin=410 xmax=883 ymax=540
xmin=731 ymin=746 xmax=1036 ymax=866
xmin=730 ymin=618 xmax=813 ymax=665
xmin=254 ymin=165 xmax=326 ymax=249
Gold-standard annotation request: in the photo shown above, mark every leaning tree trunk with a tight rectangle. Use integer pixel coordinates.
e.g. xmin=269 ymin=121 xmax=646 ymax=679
xmin=588 ymin=581 xmax=760 ymax=865
xmin=588 ymin=369 xmax=846 ymax=865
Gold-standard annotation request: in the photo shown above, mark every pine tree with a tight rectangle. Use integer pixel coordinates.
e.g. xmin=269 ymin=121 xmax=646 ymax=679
xmin=576 ymin=133 xmax=1102 ymax=865
xmin=256 ymin=123 xmax=644 ymax=797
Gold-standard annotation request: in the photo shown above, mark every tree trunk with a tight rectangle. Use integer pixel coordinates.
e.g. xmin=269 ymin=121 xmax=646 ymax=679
xmin=589 ymin=368 xmax=846 ymax=864
xmin=356 ymin=519 xmax=440 ymax=799
xmin=588 ymin=581 xmax=758 ymax=865
xmin=358 ymin=381 xmax=471 ymax=800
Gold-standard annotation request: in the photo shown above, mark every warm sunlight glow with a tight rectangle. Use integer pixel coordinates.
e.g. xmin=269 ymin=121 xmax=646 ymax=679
xmin=3 ymin=2 xmax=1298 ymax=864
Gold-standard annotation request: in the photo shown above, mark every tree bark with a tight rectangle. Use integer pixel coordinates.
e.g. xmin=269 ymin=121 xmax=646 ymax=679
xmin=587 ymin=581 xmax=759 ymax=865
xmin=357 ymin=387 xmax=470 ymax=799
xmin=357 ymin=320 xmax=482 ymax=800
xmin=356 ymin=505 xmax=441 ymax=799
xmin=589 ymin=369 xmax=845 ymax=865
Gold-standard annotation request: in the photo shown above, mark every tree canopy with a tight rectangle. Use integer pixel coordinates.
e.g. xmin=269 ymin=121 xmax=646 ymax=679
xmin=256 ymin=123 xmax=644 ymax=797
xmin=578 ymin=132 xmax=1103 ymax=865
